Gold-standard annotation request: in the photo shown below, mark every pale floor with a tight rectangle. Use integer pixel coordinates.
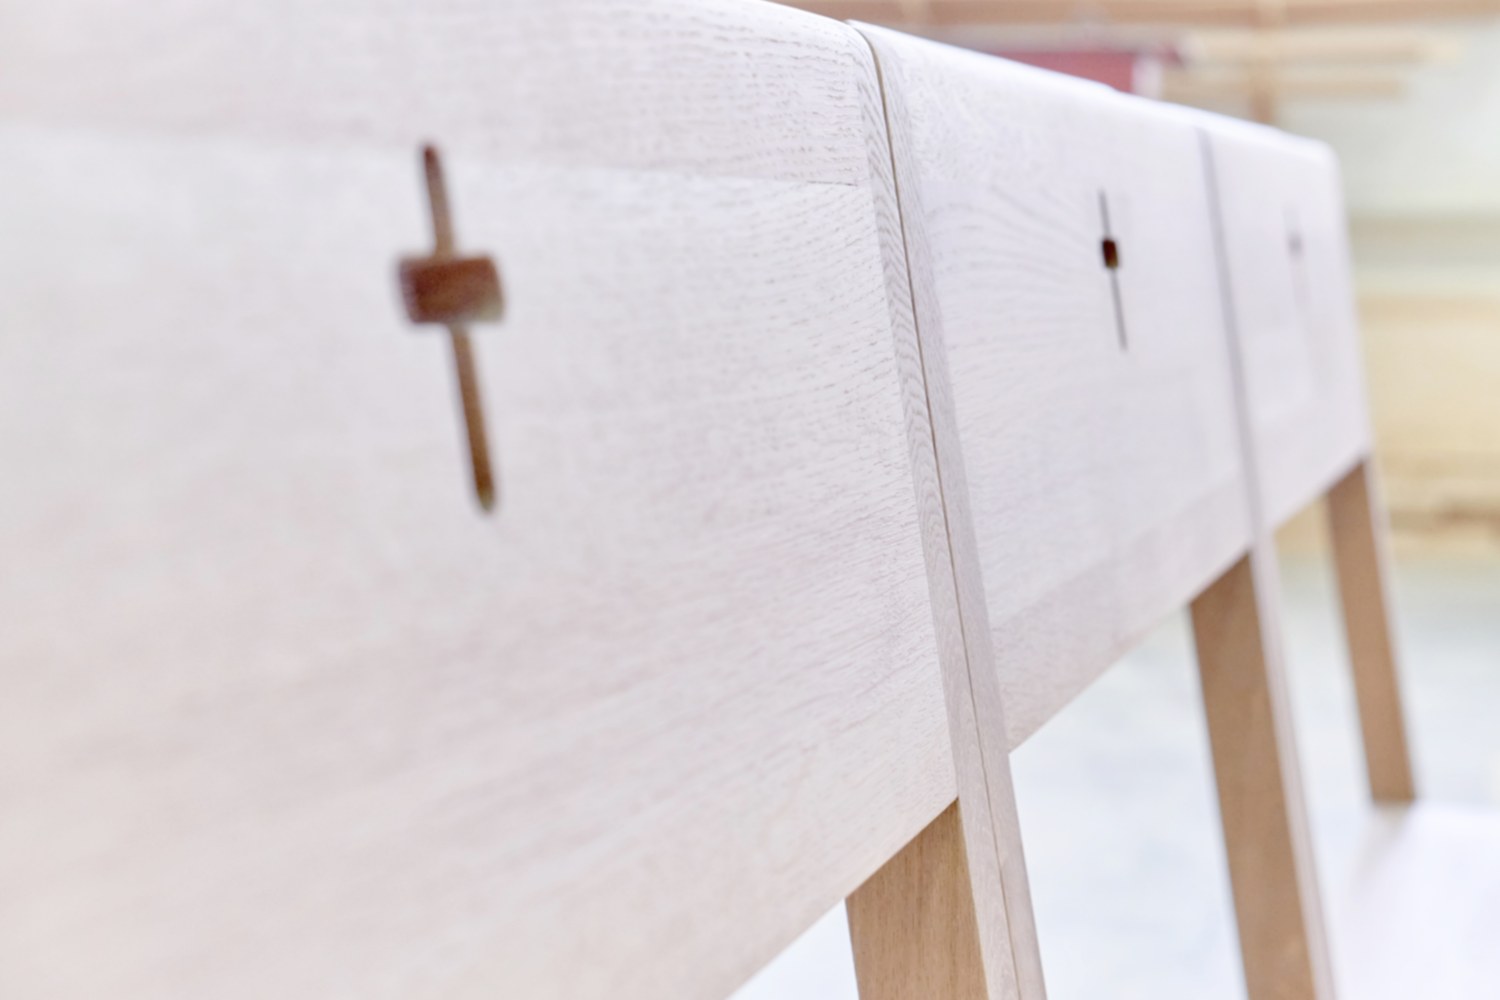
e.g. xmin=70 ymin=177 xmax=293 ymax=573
xmin=733 ymin=556 xmax=1500 ymax=1000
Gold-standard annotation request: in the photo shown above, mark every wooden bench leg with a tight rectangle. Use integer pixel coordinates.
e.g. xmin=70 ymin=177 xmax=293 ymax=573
xmin=1326 ymin=459 xmax=1417 ymax=803
xmin=1191 ymin=550 xmax=1336 ymax=1000
xmin=848 ymin=801 xmax=1002 ymax=1000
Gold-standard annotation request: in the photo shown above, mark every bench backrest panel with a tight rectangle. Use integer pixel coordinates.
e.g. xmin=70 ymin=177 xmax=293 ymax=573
xmin=860 ymin=27 xmax=1253 ymax=746
xmin=1199 ymin=120 xmax=1372 ymax=527
xmin=0 ymin=3 xmax=959 ymax=998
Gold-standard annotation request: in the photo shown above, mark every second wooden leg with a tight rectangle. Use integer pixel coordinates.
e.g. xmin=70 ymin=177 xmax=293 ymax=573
xmin=847 ymin=801 xmax=993 ymax=1000
xmin=1191 ymin=550 xmax=1336 ymax=1000
xmin=1327 ymin=459 xmax=1417 ymax=803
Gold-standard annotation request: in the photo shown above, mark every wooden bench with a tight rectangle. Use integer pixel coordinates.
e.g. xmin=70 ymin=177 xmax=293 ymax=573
xmin=0 ymin=2 xmax=1492 ymax=998
xmin=1196 ymin=111 xmax=1500 ymax=1000
xmin=1198 ymin=115 xmax=1413 ymax=804
xmin=0 ymin=4 xmax=1001 ymax=997
xmin=859 ymin=26 xmax=1332 ymax=1000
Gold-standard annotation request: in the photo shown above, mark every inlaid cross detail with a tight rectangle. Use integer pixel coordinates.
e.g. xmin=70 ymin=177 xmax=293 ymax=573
xmin=398 ymin=145 xmax=503 ymax=511
xmin=1099 ymin=190 xmax=1128 ymax=351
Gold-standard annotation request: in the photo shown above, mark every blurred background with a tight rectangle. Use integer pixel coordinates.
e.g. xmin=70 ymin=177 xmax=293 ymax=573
xmin=738 ymin=3 xmax=1500 ymax=998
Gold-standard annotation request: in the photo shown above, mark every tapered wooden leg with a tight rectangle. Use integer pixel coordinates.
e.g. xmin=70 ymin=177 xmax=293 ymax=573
xmin=1191 ymin=550 xmax=1336 ymax=1000
xmin=847 ymin=801 xmax=994 ymax=1000
xmin=1326 ymin=459 xmax=1417 ymax=803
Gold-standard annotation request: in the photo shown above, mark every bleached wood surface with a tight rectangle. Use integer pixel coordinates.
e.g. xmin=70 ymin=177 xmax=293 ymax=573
xmin=1196 ymin=113 xmax=1417 ymax=814
xmin=1197 ymin=117 xmax=1373 ymax=530
xmin=0 ymin=3 xmax=976 ymax=998
xmin=858 ymin=27 xmax=1253 ymax=750
xmin=3 ymin=4 xmax=1479 ymax=1000
xmin=858 ymin=25 xmax=1051 ymax=998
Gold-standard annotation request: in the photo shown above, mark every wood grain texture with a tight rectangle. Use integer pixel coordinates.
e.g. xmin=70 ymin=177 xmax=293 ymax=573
xmin=1190 ymin=552 xmax=1336 ymax=1000
xmin=861 ymin=25 xmax=1046 ymax=998
xmin=1326 ymin=461 xmax=1416 ymax=802
xmin=1194 ymin=115 xmax=1417 ymax=812
xmin=847 ymin=801 xmax=989 ymax=1000
xmin=0 ymin=4 xmax=968 ymax=998
xmin=1191 ymin=121 xmax=1337 ymax=1000
xmin=1195 ymin=116 xmax=1373 ymax=530
xmin=857 ymin=27 xmax=1038 ymax=998
xmin=857 ymin=26 xmax=1253 ymax=749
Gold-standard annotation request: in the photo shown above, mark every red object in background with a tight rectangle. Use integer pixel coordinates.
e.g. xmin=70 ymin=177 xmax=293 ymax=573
xmin=994 ymin=48 xmax=1176 ymax=96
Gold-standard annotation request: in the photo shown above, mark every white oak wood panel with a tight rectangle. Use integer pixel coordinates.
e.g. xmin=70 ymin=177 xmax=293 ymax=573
xmin=0 ymin=4 xmax=967 ymax=998
xmin=1198 ymin=119 xmax=1373 ymax=530
xmin=857 ymin=29 xmax=1047 ymax=996
xmin=847 ymin=16 xmax=1044 ymax=998
xmin=1193 ymin=115 xmax=1417 ymax=810
xmin=859 ymin=27 xmax=1253 ymax=748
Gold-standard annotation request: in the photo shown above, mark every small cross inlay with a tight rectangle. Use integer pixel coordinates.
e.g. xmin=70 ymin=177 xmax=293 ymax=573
xmin=1099 ymin=191 xmax=1128 ymax=351
xmin=397 ymin=145 xmax=503 ymax=511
